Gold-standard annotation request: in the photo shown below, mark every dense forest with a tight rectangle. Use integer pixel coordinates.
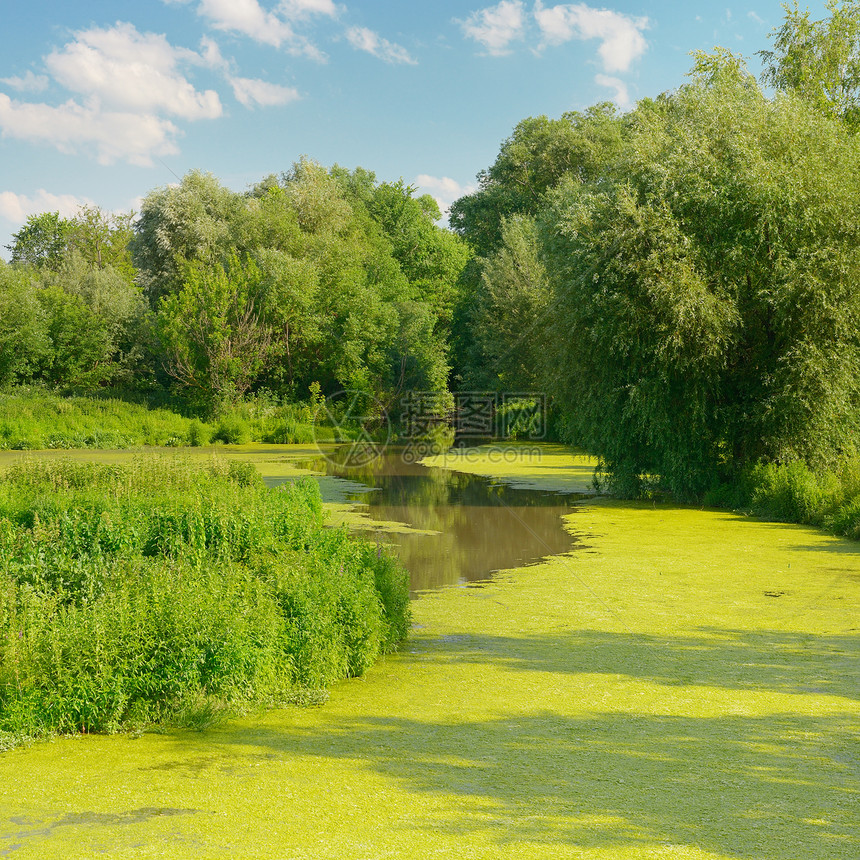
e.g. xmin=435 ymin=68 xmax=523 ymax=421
xmin=5 ymin=1 xmax=860 ymax=508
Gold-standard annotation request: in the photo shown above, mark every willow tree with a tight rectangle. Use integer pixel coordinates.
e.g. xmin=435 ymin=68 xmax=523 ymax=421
xmin=541 ymin=61 xmax=860 ymax=497
xmin=760 ymin=0 xmax=860 ymax=128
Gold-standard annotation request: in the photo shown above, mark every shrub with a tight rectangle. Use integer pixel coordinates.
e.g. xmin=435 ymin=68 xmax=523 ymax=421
xmin=213 ymin=413 xmax=251 ymax=445
xmin=0 ymin=457 xmax=411 ymax=743
xmin=187 ymin=419 xmax=211 ymax=447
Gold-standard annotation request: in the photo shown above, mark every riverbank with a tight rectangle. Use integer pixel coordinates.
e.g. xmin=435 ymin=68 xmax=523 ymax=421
xmin=0 ymin=389 xmax=321 ymax=450
xmin=0 ymin=444 xmax=857 ymax=859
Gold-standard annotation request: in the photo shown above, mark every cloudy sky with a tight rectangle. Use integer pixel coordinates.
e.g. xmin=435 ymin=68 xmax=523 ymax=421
xmin=0 ymin=1 xmax=833 ymax=255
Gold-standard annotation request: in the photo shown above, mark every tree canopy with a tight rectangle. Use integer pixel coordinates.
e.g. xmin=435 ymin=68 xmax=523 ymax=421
xmin=450 ymin=0 xmax=860 ymax=498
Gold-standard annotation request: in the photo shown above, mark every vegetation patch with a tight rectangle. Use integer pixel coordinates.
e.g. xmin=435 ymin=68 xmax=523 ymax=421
xmin=0 ymin=456 xmax=410 ymax=745
xmin=0 ymin=388 xmax=321 ymax=451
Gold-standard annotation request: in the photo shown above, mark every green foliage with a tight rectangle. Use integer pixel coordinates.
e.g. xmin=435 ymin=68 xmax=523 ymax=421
xmin=4 ymin=158 xmax=469 ymax=416
xmin=132 ymin=170 xmax=244 ymax=305
xmin=0 ymin=247 xmax=146 ymax=391
xmin=0 ymin=388 xmax=320 ymax=451
xmin=455 ymin=38 xmax=860 ymax=498
xmin=469 ymin=215 xmax=551 ymax=391
xmin=132 ymin=161 xmax=467 ymax=408
xmin=760 ymin=0 xmax=860 ymax=128
xmin=65 ymin=206 xmax=136 ymax=279
xmin=549 ymin=72 xmax=860 ymax=497
xmin=7 ymin=207 xmax=136 ymax=276
xmin=0 ymin=263 xmax=50 ymax=386
xmin=6 ymin=212 xmax=72 ymax=269
xmin=158 ymin=255 xmax=272 ymax=405
xmin=0 ymin=389 xmax=205 ymax=450
xmin=213 ymin=412 xmax=252 ymax=445
xmin=706 ymin=453 xmax=860 ymax=542
xmin=449 ymin=104 xmax=627 ymax=388
xmin=186 ymin=419 xmax=211 ymax=447
xmin=449 ymin=104 xmax=627 ymax=259
xmin=0 ymin=458 xmax=410 ymax=741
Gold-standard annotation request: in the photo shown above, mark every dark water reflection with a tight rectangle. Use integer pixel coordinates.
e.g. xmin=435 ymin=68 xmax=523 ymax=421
xmin=293 ymin=448 xmax=583 ymax=593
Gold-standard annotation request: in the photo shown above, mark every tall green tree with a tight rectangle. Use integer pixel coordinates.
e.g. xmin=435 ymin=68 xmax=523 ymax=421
xmin=158 ymin=256 xmax=272 ymax=405
xmin=540 ymin=62 xmax=860 ymax=497
xmin=449 ymin=104 xmax=627 ymax=258
xmin=5 ymin=212 xmax=71 ymax=269
xmin=0 ymin=263 xmax=49 ymax=386
xmin=470 ymin=215 xmax=551 ymax=392
xmin=449 ymin=104 xmax=626 ymax=387
xmin=760 ymin=0 xmax=860 ymax=128
xmin=66 ymin=206 xmax=136 ymax=280
xmin=132 ymin=170 xmax=244 ymax=306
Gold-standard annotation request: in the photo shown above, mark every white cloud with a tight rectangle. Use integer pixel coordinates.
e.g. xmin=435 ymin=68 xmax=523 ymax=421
xmin=231 ymin=76 xmax=301 ymax=106
xmin=190 ymin=0 xmax=325 ymax=57
xmin=534 ymin=2 xmax=648 ymax=72
xmin=199 ymin=36 xmax=230 ymax=71
xmin=594 ymin=73 xmax=631 ymax=109
xmin=346 ymin=27 xmax=417 ymax=65
xmin=197 ymin=0 xmax=294 ymax=47
xmin=414 ymin=174 xmax=477 ymax=221
xmin=0 ymin=23 xmax=233 ymax=166
xmin=0 ymin=189 xmax=95 ymax=224
xmin=748 ymin=11 xmax=766 ymax=26
xmin=46 ymin=23 xmax=222 ymax=120
xmin=164 ymin=0 xmax=333 ymax=54
xmin=0 ymin=71 xmax=49 ymax=93
xmin=459 ymin=0 xmax=527 ymax=56
xmin=279 ymin=0 xmax=338 ymax=20
xmin=0 ymin=94 xmax=180 ymax=166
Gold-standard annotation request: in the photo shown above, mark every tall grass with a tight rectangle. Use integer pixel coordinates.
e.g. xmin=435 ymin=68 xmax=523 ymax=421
xmin=0 ymin=388 xmax=196 ymax=449
xmin=0 ymin=388 xmax=323 ymax=450
xmin=211 ymin=395 xmax=327 ymax=446
xmin=705 ymin=457 xmax=860 ymax=540
xmin=0 ymin=457 xmax=410 ymax=745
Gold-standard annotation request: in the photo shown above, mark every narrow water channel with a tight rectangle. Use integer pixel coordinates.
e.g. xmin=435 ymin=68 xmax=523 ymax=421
xmin=289 ymin=447 xmax=584 ymax=593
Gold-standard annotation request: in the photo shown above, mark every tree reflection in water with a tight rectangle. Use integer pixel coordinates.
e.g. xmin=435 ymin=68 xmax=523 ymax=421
xmin=294 ymin=447 xmax=584 ymax=593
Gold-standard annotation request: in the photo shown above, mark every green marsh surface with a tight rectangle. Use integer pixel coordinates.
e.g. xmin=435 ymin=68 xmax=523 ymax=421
xmin=0 ymin=444 xmax=857 ymax=859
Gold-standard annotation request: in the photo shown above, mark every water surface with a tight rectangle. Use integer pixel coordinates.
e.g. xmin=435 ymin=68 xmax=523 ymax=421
xmin=290 ymin=447 xmax=584 ymax=593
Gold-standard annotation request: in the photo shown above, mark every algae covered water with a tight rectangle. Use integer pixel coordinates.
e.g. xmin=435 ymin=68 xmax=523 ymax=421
xmin=0 ymin=444 xmax=857 ymax=860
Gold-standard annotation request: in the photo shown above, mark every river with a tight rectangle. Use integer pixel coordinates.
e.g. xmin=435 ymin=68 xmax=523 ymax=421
xmin=0 ymin=442 xmax=857 ymax=860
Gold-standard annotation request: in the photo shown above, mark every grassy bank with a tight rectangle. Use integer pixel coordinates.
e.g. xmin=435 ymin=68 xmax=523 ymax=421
xmin=0 ymin=456 xmax=409 ymax=745
xmin=0 ymin=388 xmax=324 ymax=450
xmin=706 ymin=457 xmax=860 ymax=541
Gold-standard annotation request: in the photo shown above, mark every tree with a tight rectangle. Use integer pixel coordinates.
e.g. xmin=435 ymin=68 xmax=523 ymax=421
xmin=158 ymin=256 xmax=272 ymax=405
xmin=760 ymin=0 xmax=860 ymax=128
xmin=132 ymin=170 xmax=245 ymax=306
xmin=36 ymin=286 xmax=115 ymax=388
xmin=0 ymin=263 xmax=49 ymax=386
xmin=470 ymin=215 xmax=551 ymax=392
xmin=449 ymin=104 xmax=626 ymax=387
xmin=365 ymin=180 xmax=469 ymax=328
xmin=449 ymin=104 xmax=627 ymax=258
xmin=540 ymin=63 xmax=860 ymax=497
xmin=66 ymin=206 xmax=136 ymax=280
xmin=6 ymin=212 xmax=71 ymax=269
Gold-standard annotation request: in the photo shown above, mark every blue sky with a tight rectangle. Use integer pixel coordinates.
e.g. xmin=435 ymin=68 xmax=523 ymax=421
xmin=0 ymin=1 xmax=834 ymax=256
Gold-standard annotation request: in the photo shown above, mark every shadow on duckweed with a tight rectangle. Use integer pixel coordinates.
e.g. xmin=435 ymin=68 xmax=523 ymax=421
xmin=206 ymin=623 xmax=856 ymax=858
xmin=287 ymin=447 xmax=589 ymax=593
xmin=405 ymin=627 xmax=860 ymax=702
